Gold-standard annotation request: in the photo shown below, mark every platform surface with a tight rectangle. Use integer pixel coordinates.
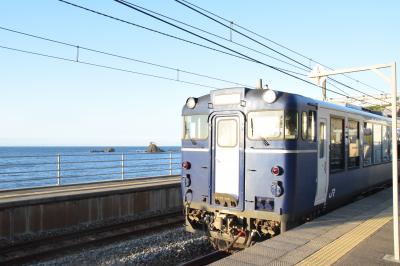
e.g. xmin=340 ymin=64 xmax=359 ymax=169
xmin=212 ymin=188 xmax=398 ymax=266
xmin=0 ymin=175 xmax=180 ymax=207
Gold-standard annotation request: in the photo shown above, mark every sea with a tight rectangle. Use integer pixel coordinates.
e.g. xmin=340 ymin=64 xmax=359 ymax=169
xmin=0 ymin=146 xmax=181 ymax=191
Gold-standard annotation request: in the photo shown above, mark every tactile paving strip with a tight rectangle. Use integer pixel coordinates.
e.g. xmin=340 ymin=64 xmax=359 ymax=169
xmin=296 ymin=207 xmax=392 ymax=266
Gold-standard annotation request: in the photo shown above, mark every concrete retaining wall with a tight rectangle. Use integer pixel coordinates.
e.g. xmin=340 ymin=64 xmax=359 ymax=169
xmin=0 ymin=177 xmax=182 ymax=244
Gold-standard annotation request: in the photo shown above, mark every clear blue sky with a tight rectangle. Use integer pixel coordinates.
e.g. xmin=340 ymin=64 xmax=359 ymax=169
xmin=0 ymin=0 xmax=399 ymax=146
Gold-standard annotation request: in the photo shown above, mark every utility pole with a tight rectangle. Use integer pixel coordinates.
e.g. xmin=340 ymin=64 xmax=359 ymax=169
xmin=309 ymin=62 xmax=398 ymax=262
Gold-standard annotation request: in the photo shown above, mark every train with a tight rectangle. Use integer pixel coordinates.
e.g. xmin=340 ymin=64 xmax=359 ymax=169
xmin=180 ymin=85 xmax=393 ymax=249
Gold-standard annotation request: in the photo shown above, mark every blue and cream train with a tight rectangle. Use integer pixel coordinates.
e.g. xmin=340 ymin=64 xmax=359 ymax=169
xmin=181 ymin=86 xmax=392 ymax=248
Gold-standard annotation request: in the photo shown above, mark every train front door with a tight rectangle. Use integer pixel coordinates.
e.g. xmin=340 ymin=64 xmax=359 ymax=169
xmin=315 ymin=110 xmax=329 ymax=205
xmin=212 ymin=114 xmax=244 ymax=209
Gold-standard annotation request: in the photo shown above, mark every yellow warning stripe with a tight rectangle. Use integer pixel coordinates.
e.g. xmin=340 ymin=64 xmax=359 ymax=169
xmin=296 ymin=207 xmax=392 ymax=266
xmin=0 ymin=177 xmax=180 ymax=200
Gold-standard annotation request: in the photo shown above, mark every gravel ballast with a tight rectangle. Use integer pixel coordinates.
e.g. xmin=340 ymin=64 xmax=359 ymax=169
xmin=32 ymin=225 xmax=214 ymax=266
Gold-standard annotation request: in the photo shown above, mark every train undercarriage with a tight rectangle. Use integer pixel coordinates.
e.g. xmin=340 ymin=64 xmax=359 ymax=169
xmin=185 ymin=207 xmax=281 ymax=250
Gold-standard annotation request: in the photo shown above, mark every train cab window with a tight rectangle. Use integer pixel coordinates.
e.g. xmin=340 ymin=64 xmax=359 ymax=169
xmin=301 ymin=111 xmax=316 ymax=141
xmin=284 ymin=111 xmax=298 ymax=139
xmin=363 ymin=122 xmax=373 ymax=166
xmin=373 ymin=124 xmax=382 ymax=164
xmin=182 ymin=115 xmax=208 ymax=140
xmin=248 ymin=110 xmax=284 ymax=140
xmin=217 ymin=119 xmax=238 ymax=147
xmin=330 ymin=117 xmax=345 ymax=172
xmin=348 ymin=120 xmax=360 ymax=168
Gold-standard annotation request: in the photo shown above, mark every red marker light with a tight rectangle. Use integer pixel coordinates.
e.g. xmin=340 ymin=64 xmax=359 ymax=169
xmin=182 ymin=161 xmax=191 ymax=170
xmin=271 ymin=166 xmax=282 ymax=176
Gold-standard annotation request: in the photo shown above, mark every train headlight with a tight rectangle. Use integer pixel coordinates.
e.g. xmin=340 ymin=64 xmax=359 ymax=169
xmin=271 ymin=181 xmax=284 ymax=197
xmin=262 ymin=89 xmax=277 ymax=103
xmin=186 ymin=97 xmax=197 ymax=109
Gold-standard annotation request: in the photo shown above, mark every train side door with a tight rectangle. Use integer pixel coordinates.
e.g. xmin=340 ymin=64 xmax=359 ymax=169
xmin=212 ymin=114 xmax=244 ymax=209
xmin=315 ymin=111 xmax=329 ymax=205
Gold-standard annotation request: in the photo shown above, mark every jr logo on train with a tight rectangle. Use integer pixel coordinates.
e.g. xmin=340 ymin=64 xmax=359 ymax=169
xmin=180 ymin=85 xmax=392 ymax=250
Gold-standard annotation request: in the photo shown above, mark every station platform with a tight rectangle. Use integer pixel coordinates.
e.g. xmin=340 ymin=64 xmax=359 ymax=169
xmin=212 ymin=187 xmax=398 ymax=266
xmin=0 ymin=175 xmax=180 ymax=208
xmin=0 ymin=176 xmax=182 ymax=243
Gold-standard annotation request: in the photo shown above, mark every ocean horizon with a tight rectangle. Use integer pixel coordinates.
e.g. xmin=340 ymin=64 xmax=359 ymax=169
xmin=0 ymin=146 xmax=182 ymax=191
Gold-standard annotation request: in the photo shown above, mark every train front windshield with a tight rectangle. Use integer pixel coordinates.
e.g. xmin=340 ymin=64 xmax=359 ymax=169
xmin=182 ymin=115 xmax=208 ymax=140
xmin=248 ymin=110 xmax=298 ymax=140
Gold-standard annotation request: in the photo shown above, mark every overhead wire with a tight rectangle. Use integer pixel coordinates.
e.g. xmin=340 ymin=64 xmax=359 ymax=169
xmin=56 ymin=0 xmax=307 ymax=77
xmin=54 ymin=0 xmax=389 ymax=110
xmin=172 ymin=0 xmax=312 ymax=70
xmin=175 ymin=0 xmax=387 ymax=95
xmin=114 ymin=0 xmax=392 ymax=108
xmin=114 ymin=0 xmax=355 ymax=96
xmin=0 ymin=26 xmax=253 ymax=88
xmin=3 ymin=1 xmax=387 ymax=112
xmin=113 ymin=0 xmax=310 ymax=73
xmin=0 ymin=45 xmax=389 ymax=113
xmin=1 ymin=42 xmax=382 ymax=112
xmin=0 ymin=44 xmax=216 ymax=89
xmin=173 ymin=0 xmax=391 ymax=105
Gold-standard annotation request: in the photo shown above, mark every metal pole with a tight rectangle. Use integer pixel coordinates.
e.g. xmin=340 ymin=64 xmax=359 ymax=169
xmin=391 ymin=62 xmax=399 ymax=261
xmin=169 ymin=151 xmax=172 ymax=175
xmin=57 ymin=153 xmax=61 ymax=185
xmin=121 ymin=153 xmax=125 ymax=180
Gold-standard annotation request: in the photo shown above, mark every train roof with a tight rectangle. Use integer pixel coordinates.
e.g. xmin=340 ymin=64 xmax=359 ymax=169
xmin=290 ymin=90 xmax=391 ymax=122
xmin=184 ymin=87 xmax=391 ymax=123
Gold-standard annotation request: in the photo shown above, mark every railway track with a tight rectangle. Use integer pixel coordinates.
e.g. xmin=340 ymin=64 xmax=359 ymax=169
xmin=0 ymin=211 xmax=183 ymax=265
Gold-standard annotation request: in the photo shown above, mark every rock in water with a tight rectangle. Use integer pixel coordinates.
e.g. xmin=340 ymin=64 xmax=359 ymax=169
xmin=147 ymin=142 xmax=164 ymax=153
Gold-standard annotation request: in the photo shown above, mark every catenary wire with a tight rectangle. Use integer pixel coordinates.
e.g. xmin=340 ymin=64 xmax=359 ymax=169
xmin=3 ymin=3 xmax=389 ymax=110
xmin=0 ymin=45 xmax=217 ymax=89
xmin=111 ymin=0 xmax=321 ymax=79
xmin=115 ymin=0 xmax=348 ymax=95
xmin=175 ymin=0 xmax=387 ymax=95
xmin=119 ymin=1 xmax=352 ymax=98
xmin=173 ymin=0 xmax=391 ymax=105
xmin=0 ymin=26 xmax=253 ymax=88
xmin=114 ymin=0 xmax=310 ymax=73
xmin=56 ymin=0 xmax=308 ymax=77
xmin=0 ymin=44 xmax=389 ymax=113
xmin=116 ymin=0 xmax=392 ymax=106
xmin=55 ymin=0 xmax=390 ymax=110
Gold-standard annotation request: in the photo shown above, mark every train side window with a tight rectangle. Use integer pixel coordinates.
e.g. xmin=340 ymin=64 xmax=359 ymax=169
xmin=319 ymin=122 xmax=326 ymax=158
xmin=301 ymin=112 xmax=308 ymax=140
xmin=308 ymin=111 xmax=316 ymax=141
xmin=348 ymin=120 xmax=360 ymax=168
xmin=373 ymin=124 xmax=382 ymax=164
xmin=382 ymin=126 xmax=390 ymax=162
xmin=330 ymin=117 xmax=345 ymax=172
xmin=301 ymin=111 xmax=316 ymax=141
xmin=284 ymin=111 xmax=298 ymax=139
xmin=363 ymin=122 xmax=373 ymax=166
